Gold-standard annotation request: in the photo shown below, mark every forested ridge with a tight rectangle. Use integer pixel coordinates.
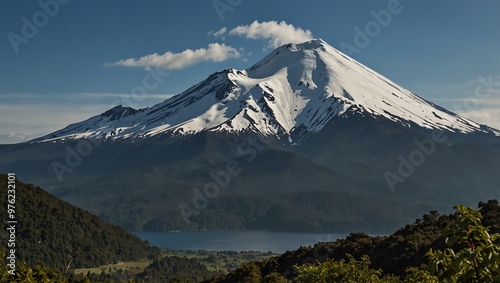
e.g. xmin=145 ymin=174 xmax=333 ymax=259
xmin=0 ymin=173 xmax=160 ymax=270
xmin=206 ymin=199 xmax=500 ymax=282
xmin=1 ymin=173 xmax=499 ymax=282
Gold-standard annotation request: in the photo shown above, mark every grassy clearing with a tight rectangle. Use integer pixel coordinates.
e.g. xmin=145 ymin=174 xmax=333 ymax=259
xmin=166 ymin=250 xmax=278 ymax=273
xmin=73 ymin=259 xmax=152 ymax=276
xmin=73 ymin=250 xmax=278 ymax=276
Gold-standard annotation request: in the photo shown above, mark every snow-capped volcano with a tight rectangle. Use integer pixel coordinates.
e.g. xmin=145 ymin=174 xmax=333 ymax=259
xmin=35 ymin=39 xmax=498 ymax=143
xmin=7 ymin=39 xmax=500 ymax=234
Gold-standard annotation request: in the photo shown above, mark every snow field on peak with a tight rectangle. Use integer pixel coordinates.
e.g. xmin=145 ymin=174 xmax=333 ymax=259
xmin=34 ymin=39 xmax=496 ymax=143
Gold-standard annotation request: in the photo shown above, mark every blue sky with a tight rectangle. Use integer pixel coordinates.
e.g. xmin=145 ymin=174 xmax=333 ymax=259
xmin=1 ymin=0 xmax=499 ymax=143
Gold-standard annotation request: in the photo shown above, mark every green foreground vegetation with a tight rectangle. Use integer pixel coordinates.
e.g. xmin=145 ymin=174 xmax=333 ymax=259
xmin=0 ymin=249 xmax=276 ymax=282
xmin=72 ymin=250 xmax=277 ymax=278
xmin=290 ymin=205 xmax=500 ymax=283
xmin=1 ymin=174 xmax=499 ymax=282
xmin=205 ymin=201 xmax=500 ymax=283
xmin=1 ymin=201 xmax=500 ymax=282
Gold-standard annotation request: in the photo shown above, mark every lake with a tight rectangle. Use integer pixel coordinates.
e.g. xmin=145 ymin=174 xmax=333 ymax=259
xmin=132 ymin=230 xmax=348 ymax=253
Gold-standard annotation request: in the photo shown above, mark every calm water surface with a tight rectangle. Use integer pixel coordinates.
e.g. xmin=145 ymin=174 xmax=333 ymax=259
xmin=132 ymin=230 xmax=348 ymax=253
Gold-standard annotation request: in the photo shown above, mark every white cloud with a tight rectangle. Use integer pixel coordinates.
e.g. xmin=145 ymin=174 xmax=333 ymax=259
xmin=106 ymin=43 xmax=241 ymax=70
xmin=228 ymin=20 xmax=314 ymax=48
xmin=410 ymin=74 xmax=500 ymax=129
xmin=458 ymin=108 xmax=500 ymax=130
xmin=412 ymin=75 xmax=500 ymax=99
xmin=437 ymin=97 xmax=500 ymax=130
xmin=213 ymin=27 xmax=227 ymax=37
xmin=0 ymin=131 xmax=41 ymax=144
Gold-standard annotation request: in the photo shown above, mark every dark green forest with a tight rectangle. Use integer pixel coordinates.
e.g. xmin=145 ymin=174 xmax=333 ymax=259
xmin=0 ymin=173 xmax=160 ymax=270
xmin=1 ymin=174 xmax=499 ymax=282
xmin=206 ymin=200 xmax=500 ymax=282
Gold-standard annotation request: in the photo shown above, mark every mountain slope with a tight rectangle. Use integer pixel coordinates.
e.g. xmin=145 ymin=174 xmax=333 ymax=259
xmin=51 ymin=150 xmax=436 ymax=232
xmin=33 ymin=39 xmax=498 ymax=143
xmin=0 ymin=174 xmax=160 ymax=270
xmin=1 ymin=39 xmax=499 ymax=234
